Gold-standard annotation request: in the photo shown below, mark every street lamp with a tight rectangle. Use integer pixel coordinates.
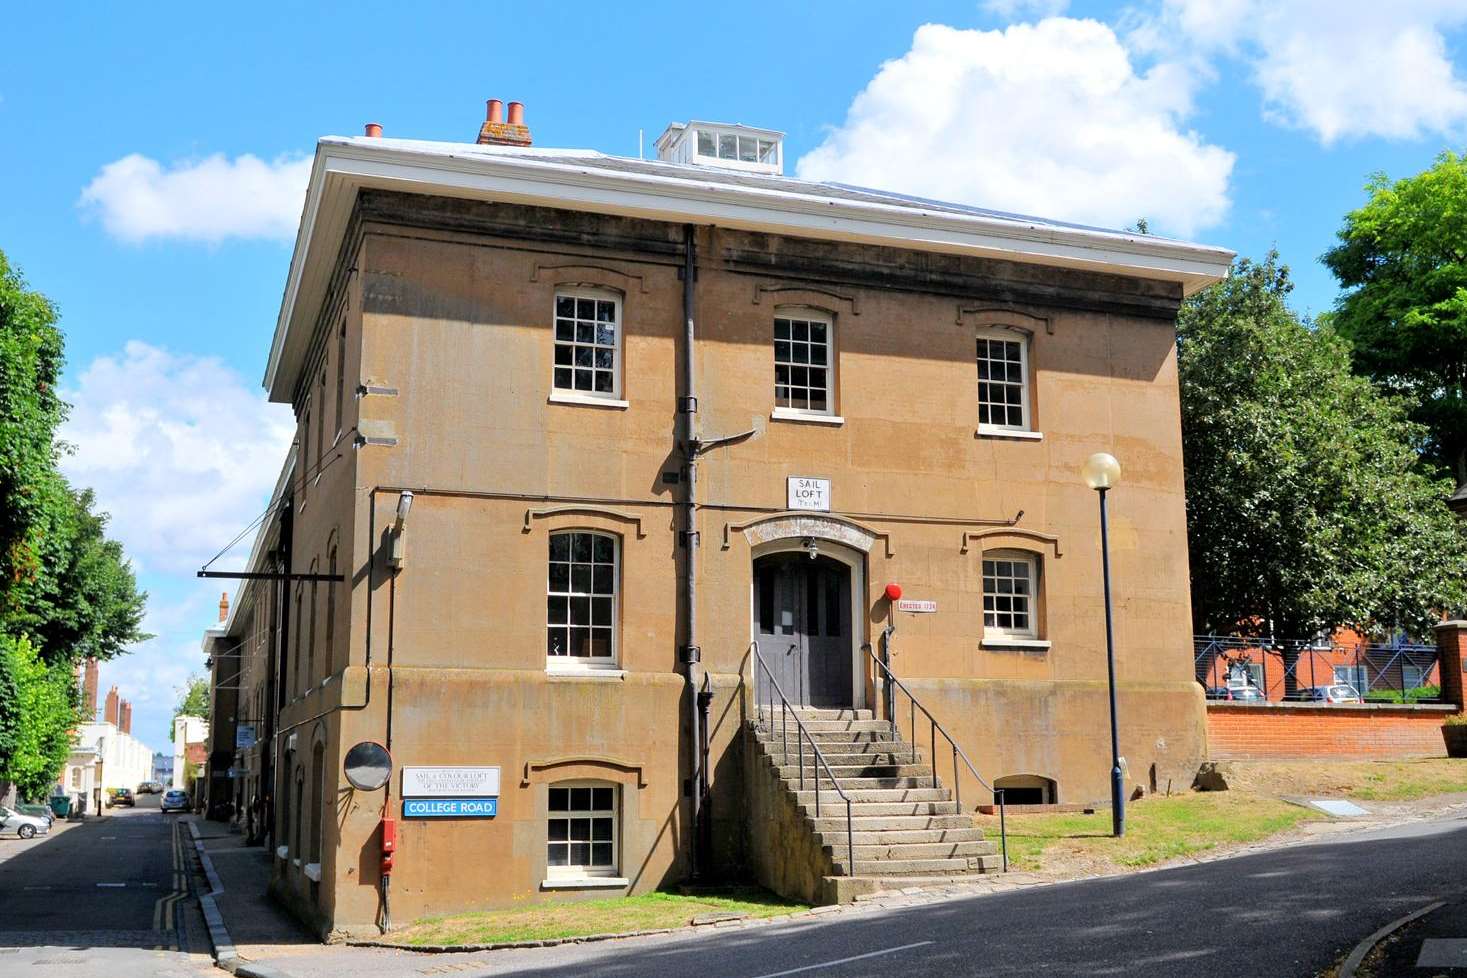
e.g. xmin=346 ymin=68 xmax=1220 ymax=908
xmin=1081 ymin=452 xmax=1125 ymax=838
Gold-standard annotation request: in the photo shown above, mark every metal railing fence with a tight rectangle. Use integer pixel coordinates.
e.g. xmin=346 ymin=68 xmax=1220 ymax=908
xmin=1193 ymin=635 xmax=1440 ymax=702
xmin=750 ymin=641 xmax=856 ymax=875
xmin=862 ymin=641 xmax=1008 ymax=872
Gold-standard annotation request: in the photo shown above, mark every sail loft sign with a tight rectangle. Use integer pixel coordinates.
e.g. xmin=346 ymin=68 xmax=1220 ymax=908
xmin=787 ymin=477 xmax=831 ymax=512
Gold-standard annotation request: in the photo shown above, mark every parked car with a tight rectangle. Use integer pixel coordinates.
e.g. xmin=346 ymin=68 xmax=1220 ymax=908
xmin=1203 ymin=685 xmax=1232 ymax=700
xmin=136 ymin=781 xmax=163 ymax=794
xmin=14 ymin=803 xmax=54 ymax=827
xmin=1230 ymin=686 xmax=1266 ymax=702
xmin=1303 ymin=684 xmax=1363 ymax=704
xmin=0 ymin=805 xmax=51 ymax=839
xmin=107 ymin=787 xmax=135 ymax=808
xmin=160 ymin=789 xmax=190 ymax=813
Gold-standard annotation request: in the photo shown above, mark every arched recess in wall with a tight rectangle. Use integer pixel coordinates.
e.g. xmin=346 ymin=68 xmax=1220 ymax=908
xmin=521 ymin=756 xmax=647 ymax=790
xmin=995 ymin=773 xmax=1057 ymax=805
xmin=752 ymin=283 xmax=859 ymax=317
xmin=960 ymin=527 xmax=1062 ymax=558
xmin=955 ymin=306 xmax=1051 ymax=334
xmin=727 ymin=512 xmax=891 ymax=559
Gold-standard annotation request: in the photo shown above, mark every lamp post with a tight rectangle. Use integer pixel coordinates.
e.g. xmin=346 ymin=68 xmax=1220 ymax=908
xmin=1082 ymin=452 xmax=1125 ymax=838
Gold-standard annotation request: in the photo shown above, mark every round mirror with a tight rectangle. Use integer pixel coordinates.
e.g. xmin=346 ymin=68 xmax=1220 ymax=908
xmin=343 ymin=741 xmax=392 ymax=791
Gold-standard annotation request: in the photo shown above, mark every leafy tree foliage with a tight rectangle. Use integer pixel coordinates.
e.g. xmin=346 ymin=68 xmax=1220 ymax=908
xmin=0 ymin=252 xmax=65 ymax=600
xmin=1178 ymin=252 xmax=1467 ymax=645
xmin=1323 ymin=152 xmax=1467 ymax=486
xmin=0 ymin=247 xmax=147 ymax=797
xmin=8 ymin=478 xmax=147 ymax=665
xmin=170 ymin=676 xmax=210 ymax=741
xmin=1 ymin=635 xmax=79 ymax=800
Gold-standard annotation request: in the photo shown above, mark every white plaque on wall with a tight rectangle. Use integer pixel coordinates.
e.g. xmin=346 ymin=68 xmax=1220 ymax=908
xmin=787 ymin=477 xmax=831 ymax=512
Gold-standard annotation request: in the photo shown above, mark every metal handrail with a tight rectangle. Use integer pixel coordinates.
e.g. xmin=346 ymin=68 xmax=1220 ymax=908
xmin=750 ymin=642 xmax=856 ymax=876
xmin=862 ymin=641 xmax=1008 ymax=872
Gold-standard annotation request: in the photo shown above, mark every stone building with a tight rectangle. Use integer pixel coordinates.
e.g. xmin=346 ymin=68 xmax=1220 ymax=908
xmin=204 ymin=103 xmax=1232 ymax=936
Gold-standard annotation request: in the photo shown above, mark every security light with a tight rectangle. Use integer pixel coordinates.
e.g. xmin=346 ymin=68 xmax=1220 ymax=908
xmin=803 ymin=536 xmax=819 ymax=560
xmin=389 ymin=491 xmax=413 ymax=569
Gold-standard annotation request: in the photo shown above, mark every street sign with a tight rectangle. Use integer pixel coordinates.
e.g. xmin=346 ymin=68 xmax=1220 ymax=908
xmin=235 ymin=724 xmax=257 ymax=749
xmin=895 ymin=599 xmax=937 ymax=614
xmin=403 ymin=797 xmax=498 ymax=819
xmin=787 ymin=477 xmax=831 ymax=512
xmin=402 ymin=766 xmax=500 ymax=798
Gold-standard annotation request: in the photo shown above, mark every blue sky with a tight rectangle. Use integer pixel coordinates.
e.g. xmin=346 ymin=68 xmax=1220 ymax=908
xmin=3 ymin=0 xmax=1465 ymax=749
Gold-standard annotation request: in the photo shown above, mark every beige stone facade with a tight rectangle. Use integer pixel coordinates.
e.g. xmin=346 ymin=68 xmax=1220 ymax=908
xmin=203 ymin=133 xmax=1228 ymax=938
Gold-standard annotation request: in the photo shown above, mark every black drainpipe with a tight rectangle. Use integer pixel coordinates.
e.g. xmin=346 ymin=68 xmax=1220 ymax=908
xmin=678 ymin=223 xmax=704 ymax=879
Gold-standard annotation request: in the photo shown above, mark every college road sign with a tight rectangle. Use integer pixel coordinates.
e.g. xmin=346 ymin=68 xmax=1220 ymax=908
xmin=403 ymin=797 xmax=499 ymax=819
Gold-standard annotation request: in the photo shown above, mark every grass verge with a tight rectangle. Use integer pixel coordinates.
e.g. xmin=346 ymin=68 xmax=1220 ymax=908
xmin=389 ymin=887 xmax=808 ymax=947
xmin=977 ymin=792 xmax=1320 ymax=873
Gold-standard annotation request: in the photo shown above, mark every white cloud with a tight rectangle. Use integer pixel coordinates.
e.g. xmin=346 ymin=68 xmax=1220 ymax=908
xmin=59 ymin=341 xmax=295 ymax=575
xmin=796 ymin=20 xmax=1234 ymax=237
xmin=1153 ymin=0 xmax=1467 ymax=144
xmin=982 ymin=0 xmax=1070 ymax=18
xmin=78 ymin=152 xmax=311 ymax=243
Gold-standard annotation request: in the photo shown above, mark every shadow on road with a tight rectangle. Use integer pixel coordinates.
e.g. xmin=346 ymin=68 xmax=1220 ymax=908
xmin=346 ymin=819 xmax=1467 ymax=978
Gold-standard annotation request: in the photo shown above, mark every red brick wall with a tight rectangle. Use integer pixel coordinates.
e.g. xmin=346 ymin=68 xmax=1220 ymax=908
xmin=1207 ymin=703 xmax=1458 ymax=760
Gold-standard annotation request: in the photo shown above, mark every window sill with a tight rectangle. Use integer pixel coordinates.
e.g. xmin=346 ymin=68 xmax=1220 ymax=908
xmin=975 ymin=427 xmax=1043 ymax=441
xmin=304 ymin=862 xmax=321 ymax=882
xmin=275 ymin=846 xmax=289 ymax=860
xmin=771 ymin=408 xmax=844 ymax=426
xmin=547 ymin=667 xmax=626 ymax=681
xmin=548 ymin=391 xmax=629 ymax=410
xmin=981 ymin=637 xmax=1051 ymax=651
xmin=541 ymin=876 xmax=629 ymax=890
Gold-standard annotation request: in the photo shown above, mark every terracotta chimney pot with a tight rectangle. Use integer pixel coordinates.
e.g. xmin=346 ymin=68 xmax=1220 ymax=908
xmin=219 ymin=592 xmax=229 ymax=623
xmin=364 ymin=122 xmax=383 ymax=138
xmin=507 ymin=101 xmax=525 ymax=126
xmin=486 ymin=99 xmax=503 ymax=123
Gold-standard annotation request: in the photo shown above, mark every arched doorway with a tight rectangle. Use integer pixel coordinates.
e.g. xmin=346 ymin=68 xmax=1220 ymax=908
xmin=752 ymin=547 xmax=857 ymax=709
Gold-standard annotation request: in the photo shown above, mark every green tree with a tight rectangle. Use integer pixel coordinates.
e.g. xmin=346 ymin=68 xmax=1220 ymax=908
xmin=0 ymin=251 xmax=66 ymax=603
xmin=0 ymin=634 xmax=80 ymax=800
xmin=1178 ymin=252 xmax=1467 ymax=659
xmin=9 ymin=476 xmax=148 ymax=665
xmin=1323 ymin=152 xmax=1467 ymax=487
xmin=170 ymin=676 xmax=210 ymax=741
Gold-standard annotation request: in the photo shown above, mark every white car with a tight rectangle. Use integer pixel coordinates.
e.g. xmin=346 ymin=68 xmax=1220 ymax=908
xmin=0 ymin=805 xmax=51 ymax=839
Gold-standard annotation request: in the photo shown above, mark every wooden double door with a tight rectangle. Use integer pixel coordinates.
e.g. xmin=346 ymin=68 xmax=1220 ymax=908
xmin=754 ymin=552 xmax=853 ymax=708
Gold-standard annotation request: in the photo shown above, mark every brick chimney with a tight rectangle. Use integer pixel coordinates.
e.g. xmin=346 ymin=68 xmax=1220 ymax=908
xmin=476 ymin=98 xmax=532 ymax=147
xmin=82 ymin=658 xmax=100 ymax=720
xmin=104 ymin=686 xmax=120 ymax=726
xmin=120 ymin=700 xmax=132 ymax=735
xmin=219 ymin=591 xmax=229 ymax=623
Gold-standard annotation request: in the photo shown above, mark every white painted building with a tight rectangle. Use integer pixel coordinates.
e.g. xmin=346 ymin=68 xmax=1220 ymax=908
xmin=172 ymin=715 xmax=208 ymax=789
xmin=75 ymin=721 xmax=155 ymax=799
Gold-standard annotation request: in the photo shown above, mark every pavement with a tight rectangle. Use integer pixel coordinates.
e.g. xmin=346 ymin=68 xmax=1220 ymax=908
xmin=0 ymin=793 xmax=218 ymax=977
xmin=1359 ymin=891 xmax=1467 ymax=975
xmin=197 ymin=812 xmax=1467 ymax=978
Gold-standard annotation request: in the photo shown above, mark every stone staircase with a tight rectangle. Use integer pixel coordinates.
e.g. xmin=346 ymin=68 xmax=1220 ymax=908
xmin=749 ymin=707 xmax=1003 ymax=902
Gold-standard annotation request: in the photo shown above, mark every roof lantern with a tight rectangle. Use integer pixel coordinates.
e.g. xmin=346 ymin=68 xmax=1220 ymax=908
xmin=655 ymin=120 xmax=783 ymax=175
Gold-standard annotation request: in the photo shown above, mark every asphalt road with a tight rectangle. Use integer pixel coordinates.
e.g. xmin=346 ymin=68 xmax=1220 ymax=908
xmin=250 ymin=814 xmax=1467 ymax=978
xmin=0 ymin=794 xmax=217 ymax=977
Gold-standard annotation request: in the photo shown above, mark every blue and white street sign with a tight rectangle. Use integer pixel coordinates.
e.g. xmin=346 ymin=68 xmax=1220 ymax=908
xmin=403 ymin=797 xmax=498 ymax=819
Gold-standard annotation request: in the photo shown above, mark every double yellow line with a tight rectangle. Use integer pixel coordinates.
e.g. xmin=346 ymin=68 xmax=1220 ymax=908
xmin=152 ymin=818 xmax=188 ymax=949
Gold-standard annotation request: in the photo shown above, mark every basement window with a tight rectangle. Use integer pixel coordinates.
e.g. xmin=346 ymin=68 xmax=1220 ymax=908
xmin=546 ymin=782 xmax=619 ymax=879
